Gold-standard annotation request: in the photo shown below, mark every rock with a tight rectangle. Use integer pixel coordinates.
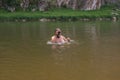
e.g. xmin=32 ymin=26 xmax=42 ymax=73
xmin=112 ymin=16 xmax=117 ymax=22
xmin=99 ymin=18 xmax=102 ymax=21
xmin=22 ymin=19 xmax=26 ymax=22
xmin=31 ymin=8 xmax=36 ymax=12
xmin=39 ymin=18 xmax=48 ymax=22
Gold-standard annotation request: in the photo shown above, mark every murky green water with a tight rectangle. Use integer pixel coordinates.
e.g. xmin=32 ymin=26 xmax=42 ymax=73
xmin=0 ymin=21 xmax=120 ymax=80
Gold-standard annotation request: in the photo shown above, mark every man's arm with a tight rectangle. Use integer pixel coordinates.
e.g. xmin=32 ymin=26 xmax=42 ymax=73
xmin=51 ymin=36 xmax=55 ymax=42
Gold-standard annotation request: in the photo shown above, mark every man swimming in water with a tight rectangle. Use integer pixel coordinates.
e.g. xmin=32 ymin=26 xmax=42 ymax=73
xmin=51 ymin=28 xmax=70 ymax=43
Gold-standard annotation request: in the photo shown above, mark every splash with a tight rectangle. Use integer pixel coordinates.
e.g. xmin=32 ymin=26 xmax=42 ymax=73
xmin=47 ymin=40 xmax=74 ymax=45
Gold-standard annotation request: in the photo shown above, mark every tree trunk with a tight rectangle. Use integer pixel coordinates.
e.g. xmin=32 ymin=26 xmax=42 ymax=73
xmin=56 ymin=0 xmax=103 ymax=10
xmin=82 ymin=0 xmax=102 ymax=10
xmin=56 ymin=0 xmax=71 ymax=8
xmin=38 ymin=0 xmax=49 ymax=11
xmin=20 ymin=0 xmax=30 ymax=11
xmin=72 ymin=0 xmax=77 ymax=10
xmin=0 ymin=0 xmax=2 ymax=7
xmin=56 ymin=0 xmax=64 ymax=8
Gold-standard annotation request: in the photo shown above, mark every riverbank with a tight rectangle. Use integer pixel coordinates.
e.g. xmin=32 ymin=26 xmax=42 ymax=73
xmin=0 ymin=8 xmax=120 ymax=22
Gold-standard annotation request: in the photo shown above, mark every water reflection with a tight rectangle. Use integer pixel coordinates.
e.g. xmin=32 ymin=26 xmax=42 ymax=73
xmin=0 ymin=21 xmax=120 ymax=80
xmin=51 ymin=44 xmax=70 ymax=65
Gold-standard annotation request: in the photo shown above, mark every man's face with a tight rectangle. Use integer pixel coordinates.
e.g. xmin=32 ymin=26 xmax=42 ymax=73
xmin=55 ymin=30 xmax=61 ymax=35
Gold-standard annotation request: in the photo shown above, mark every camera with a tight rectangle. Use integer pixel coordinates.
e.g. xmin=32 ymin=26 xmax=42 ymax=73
xmin=58 ymin=31 xmax=61 ymax=35
xmin=56 ymin=31 xmax=61 ymax=38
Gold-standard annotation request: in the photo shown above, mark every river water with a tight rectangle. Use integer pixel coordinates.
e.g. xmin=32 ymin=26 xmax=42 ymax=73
xmin=0 ymin=21 xmax=120 ymax=80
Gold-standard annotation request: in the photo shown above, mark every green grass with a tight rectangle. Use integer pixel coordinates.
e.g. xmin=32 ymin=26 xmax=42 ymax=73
xmin=0 ymin=7 xmax=120 ymax=21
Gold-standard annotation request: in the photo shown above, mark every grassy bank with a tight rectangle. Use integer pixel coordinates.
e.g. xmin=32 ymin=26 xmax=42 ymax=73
xmin=0 ymin=7 xmax=120 ymax=21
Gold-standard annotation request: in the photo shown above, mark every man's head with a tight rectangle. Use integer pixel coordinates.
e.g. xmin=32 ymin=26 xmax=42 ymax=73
xmin=55 ymin=28 xmax=61 ymax=38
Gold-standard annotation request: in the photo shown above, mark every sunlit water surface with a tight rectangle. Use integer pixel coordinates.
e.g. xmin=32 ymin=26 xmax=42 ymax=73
xmin=0 ymin=21 xmax=120 ymax=80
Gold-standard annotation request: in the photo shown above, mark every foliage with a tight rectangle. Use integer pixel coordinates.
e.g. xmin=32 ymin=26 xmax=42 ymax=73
xmin=0 ymin=7 xmax=119 ymax=21
xmin=0 ymin=0 xmax=120 ymax=21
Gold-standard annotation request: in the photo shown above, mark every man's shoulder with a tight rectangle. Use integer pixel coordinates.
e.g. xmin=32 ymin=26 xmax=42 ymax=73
xmin=61 ymin=35 xmax=66 ymax=38
xmin=51 ymin=35 xmax=55 ymax=39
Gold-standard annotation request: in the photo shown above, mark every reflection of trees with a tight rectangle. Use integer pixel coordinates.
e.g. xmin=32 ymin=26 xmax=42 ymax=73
xmin=51 ymin=45 xmax=70 ymax=65
xmin=20 ymin=25 xmax=30 ymax=40
xmin=1 ymin=22 xmax=49 ymax=42
xmin=83 ymin=22 xmax=120 ymax=80
xmin=66 ymin=26 xmax=77 ymax=39
xmin=84 ymin=24 xmax=100 ymax=48
xmin=19 ymin=23 xmax=49 ymax=41
xmin=51 ymin=45 xmax=65 ymax=65
xmin=83 ymin=23 xmax=117 ymax=80
xmin=84 ymin=24 xmax=100 ymax=80
xmin=63 ymin=24 xmax=77 ymax=40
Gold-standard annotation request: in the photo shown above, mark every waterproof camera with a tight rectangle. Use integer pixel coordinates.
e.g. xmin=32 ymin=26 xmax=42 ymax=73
xmin=57 ymin=31 xmax=61 ymax=38
xmin=58 ymin=31 xmax=61 ymax=35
